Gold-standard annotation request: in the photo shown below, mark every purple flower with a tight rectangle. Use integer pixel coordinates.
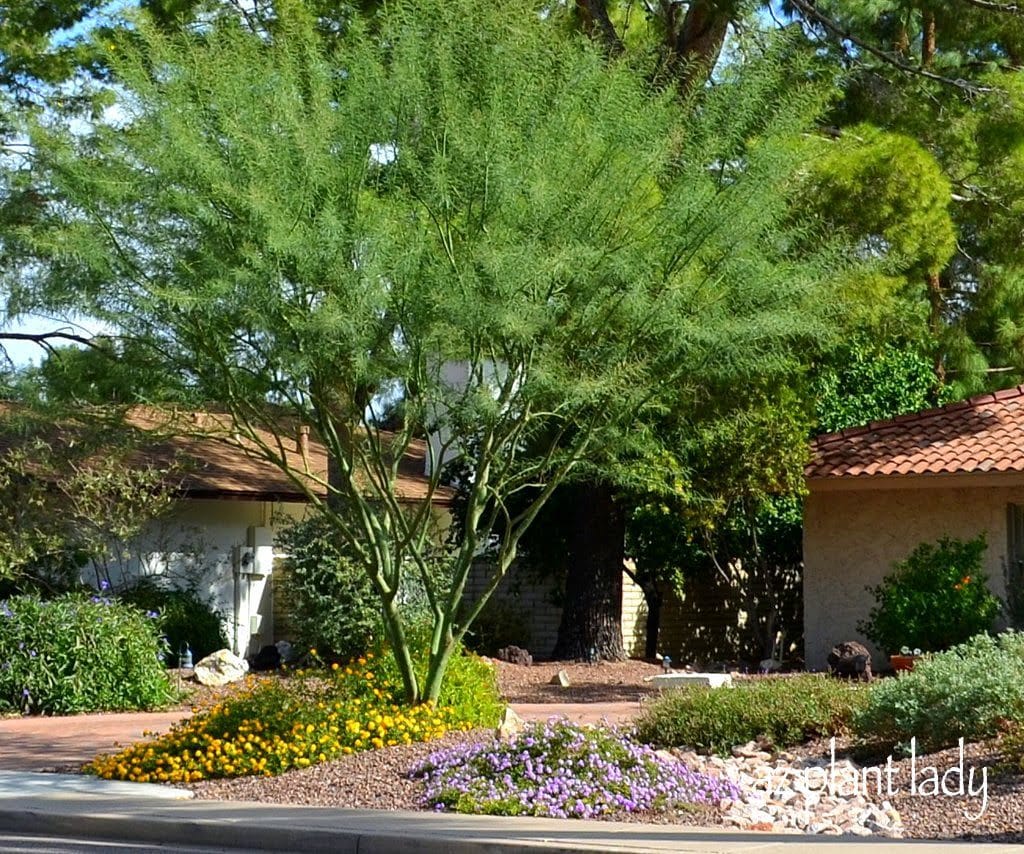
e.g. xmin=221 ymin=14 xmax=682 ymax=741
xmin=409 ymin=719 xmax=740 ymax=819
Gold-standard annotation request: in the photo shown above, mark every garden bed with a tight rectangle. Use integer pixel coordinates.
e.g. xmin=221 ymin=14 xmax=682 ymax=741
xmin=183 ymin=726 xmax=1024 ymax=842
xmin=114 ymin=655 xmax=1024 ymax=842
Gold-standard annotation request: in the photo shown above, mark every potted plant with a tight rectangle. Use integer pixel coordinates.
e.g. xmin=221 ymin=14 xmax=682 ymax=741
xmin=857 ymin=534 xmax=1002 ymax=671
xmin=888 ymin=646 xmax=921 ymax=672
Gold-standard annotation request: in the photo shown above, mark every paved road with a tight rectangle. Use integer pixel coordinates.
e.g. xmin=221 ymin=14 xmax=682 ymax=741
xmin=0 ymin=791 xmax=1013 ymax=854
xmin=0 ymin=833 xmax=241 ymax=853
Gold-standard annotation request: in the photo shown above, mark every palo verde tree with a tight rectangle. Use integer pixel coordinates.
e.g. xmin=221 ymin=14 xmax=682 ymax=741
xmin=12 ymin=0 xmax=838 ymax=701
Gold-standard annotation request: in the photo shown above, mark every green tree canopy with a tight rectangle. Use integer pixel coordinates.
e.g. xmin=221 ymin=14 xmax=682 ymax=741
xmin=10 ymin=0 xmax=841 ymax=700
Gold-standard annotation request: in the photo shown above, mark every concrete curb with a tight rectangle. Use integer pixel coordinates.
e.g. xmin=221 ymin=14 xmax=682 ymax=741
xmin=0 ymin=798 xmax=1015 ymax=854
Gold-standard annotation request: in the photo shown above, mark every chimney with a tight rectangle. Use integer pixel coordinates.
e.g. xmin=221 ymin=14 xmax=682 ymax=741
xmin=297 ymin=425 xmax=310 ymax=472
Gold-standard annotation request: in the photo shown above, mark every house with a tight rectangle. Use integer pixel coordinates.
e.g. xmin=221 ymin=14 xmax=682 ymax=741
xmin=1 ymin=405 xmax=655 ymax=659
xmin=0 ymin=406 xmax=452 ymax=657
xmin=123 ymin=411 xmax=460 ymax=657
xmin=803 ymin=386 xmax=1024 ymax=670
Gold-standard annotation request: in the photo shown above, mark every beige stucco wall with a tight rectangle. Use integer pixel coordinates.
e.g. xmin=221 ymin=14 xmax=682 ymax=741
xmin=804 ymin=476 xmax=1022 ymax=670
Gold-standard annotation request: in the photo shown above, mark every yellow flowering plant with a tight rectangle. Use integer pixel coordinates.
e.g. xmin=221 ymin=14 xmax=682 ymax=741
xmin=86 ymin=647 xmax=501 ymax=784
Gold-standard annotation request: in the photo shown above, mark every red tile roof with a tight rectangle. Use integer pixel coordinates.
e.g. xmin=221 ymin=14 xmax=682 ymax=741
xmin=807 ymin=385 xmax=1024 ymax=481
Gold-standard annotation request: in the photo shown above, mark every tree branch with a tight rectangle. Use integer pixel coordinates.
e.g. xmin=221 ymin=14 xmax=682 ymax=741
xmin=0 ymin=330 xmax=105 ymax=356
xmin=789 ymin=0 xmax=998 ymax=95
xmin=959 ymin=0 xmax=1023 ymax=13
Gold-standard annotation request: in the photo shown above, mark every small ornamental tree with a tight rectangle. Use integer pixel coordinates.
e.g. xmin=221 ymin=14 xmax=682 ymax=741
xmin=858 ymin=535 xmax=1002 ymax=654
xmin=14 ymin=0 xmax=838 ymax=701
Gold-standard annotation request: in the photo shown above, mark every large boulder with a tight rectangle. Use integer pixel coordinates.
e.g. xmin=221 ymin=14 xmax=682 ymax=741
xmin=827 ymin=641 xmax=873 ymax=681
xmin=194 ymin=649 xmax=250 ymax=686
xmin=496 ymin=645 xmax=533 ymax=667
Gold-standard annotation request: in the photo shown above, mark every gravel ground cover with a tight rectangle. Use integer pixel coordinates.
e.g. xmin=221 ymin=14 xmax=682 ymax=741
xmin=170 ymin=661 xmax=1024 ymax=841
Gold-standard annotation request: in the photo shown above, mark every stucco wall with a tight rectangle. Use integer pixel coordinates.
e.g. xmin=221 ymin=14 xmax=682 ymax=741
xmin=803 ymin=479 xmax=1020 ymax=670
xmin=106 ymin=498 xmax=306 ymax=658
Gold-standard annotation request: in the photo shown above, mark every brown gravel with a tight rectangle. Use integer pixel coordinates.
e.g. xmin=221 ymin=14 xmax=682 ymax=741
xmin=174 ymin=658 xmax=664 ymax=709
xmin=491 ymin=658 xmax=662 ymax=703
xmin=188 ymin=730 xmax=486 ymax=809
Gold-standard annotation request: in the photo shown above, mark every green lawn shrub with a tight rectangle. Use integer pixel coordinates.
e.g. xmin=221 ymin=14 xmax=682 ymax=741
xmin=371 ymin=643 xmax=505 ymax=726
xmin=0 ymin=591 xmax=177 ymax=714
xmin=634 ymin=675 xmax=866 ymax=755
xmin=857 ymin=535 xmax=1001 ymax=654
xmin=853 ymin=631 xmax=1024 ymax=752
xmin=118 ymin=578 xmax=228 ymax=664
xmin=274 ymin=516 xmax=381 ymax=660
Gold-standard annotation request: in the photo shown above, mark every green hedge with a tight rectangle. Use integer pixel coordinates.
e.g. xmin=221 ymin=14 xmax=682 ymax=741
xmin=0 ymin=591 xmax=177 ymax=714
xmin=853 ymin=631 xmax=1024 ymax=751
xmin=634 ymin=675 xmax=867 ymax=755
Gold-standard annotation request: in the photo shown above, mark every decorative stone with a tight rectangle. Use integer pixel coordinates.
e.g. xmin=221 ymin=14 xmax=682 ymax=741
xmin=680 ymin=745 xmax=904 ymax=838
xmin=649 ymin=672 xmax=732 ymax=689
xmin=275 ymin=640 xmax=297 ymax=663
xmin=194 ymin=649 xmax=249 ymax=686
xmin=496 ymin=645 xmax=533 ymax=666
xmin=251 ymin=644 xmax=281 ymax=671
xmin=496 ymin=706 xmax=526 ymax=741
xmin=549 ymin=669 xmax=571 ymax=688
xmin=827 ymin=641 xmax=873 ymax=681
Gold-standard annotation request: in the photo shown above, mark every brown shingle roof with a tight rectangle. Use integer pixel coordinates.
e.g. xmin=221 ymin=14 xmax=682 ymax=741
xmin=0 ymin=405 xmax=452 ymax=505
xmin=807 ymin=385 xmax=1024 ymax=481
xmin=133 ymin=410 xmax=452 ymax=504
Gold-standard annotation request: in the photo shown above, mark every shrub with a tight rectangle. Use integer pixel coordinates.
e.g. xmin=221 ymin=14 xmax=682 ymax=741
xmin=634 ymin=676 xmax=866 ymax=755
xmin=87 ymin=652 xmax=491 ymax=783
xmin=118 ymin=579 xmax=228 ymax=664
xmin=857 ymin=535 xmax=1001 ymax=654
xmin=275 ymin=517 xmax=381 ymax=660
xmin=853 ymin=631 xmax=1024 ymax=752
xmin=411 ymin=719 xmax=739 ymax=818
xmin=0 ymin=591 xmax=177 ymax=714
xmin=999 ymin=719 xmax=1024 ymax=774
xmin=371 ymin=644 xmax=504 ymax=726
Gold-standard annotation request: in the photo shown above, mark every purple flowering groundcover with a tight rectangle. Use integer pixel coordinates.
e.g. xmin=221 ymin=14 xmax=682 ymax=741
xmin=410 ymin=718 xmax=738 ymax=819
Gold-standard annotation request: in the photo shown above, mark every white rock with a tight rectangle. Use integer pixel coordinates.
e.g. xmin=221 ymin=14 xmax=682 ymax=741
xmin=193 ymin=649 xmax=249 ymax=686
xmin=496 ymin=706 xmax=525 ymax=741
xmin=549 ymin=669 xmax=571 ymax=688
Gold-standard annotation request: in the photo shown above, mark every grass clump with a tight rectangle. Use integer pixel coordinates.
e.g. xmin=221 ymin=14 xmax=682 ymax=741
xmin=853 ymin=631 xmax=1024 ymax=752
xmin=86 ymin=648 xmax=501 ymax=784
xmin=634 ymin=675 xmax=866 ymax=755
xmin=0 ymin=591 xmax=176 ymax=714
xmin=411 ymin=719 xmax=739 ymax=818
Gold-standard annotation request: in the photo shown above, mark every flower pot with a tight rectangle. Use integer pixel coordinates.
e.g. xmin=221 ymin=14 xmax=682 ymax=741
xmin=889 ymin=653 xmax=917 ymax=673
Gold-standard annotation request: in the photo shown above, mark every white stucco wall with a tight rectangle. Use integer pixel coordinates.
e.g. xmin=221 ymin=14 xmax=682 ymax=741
xmin=103 ymin=498 xmax=306 ymax=658
xmin=803 ymin=476 xmax=1023 ymax=670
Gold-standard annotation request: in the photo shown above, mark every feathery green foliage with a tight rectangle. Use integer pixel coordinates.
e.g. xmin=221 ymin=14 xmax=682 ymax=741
xmin=11 ymin=0 xmax=839 ymax=702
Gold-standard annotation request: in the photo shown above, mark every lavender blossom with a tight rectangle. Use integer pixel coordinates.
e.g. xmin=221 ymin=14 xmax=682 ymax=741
xmin=410 ymin=719 xmax=740 ymax=819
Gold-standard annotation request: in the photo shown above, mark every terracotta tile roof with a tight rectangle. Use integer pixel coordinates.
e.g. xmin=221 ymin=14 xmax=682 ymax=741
xmin=807 ymin=385 xmax=1024 ymax=481
xmin=0 ymin=405 xmax=452 ymax=505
